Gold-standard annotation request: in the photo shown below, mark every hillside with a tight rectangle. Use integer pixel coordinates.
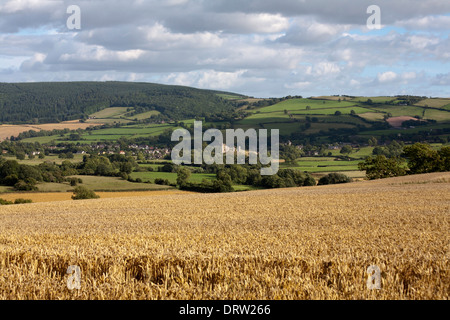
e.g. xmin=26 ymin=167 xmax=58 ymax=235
xmin=0 ymin=172 xmax=448 ymax=299
xmin=0 ymin=82 xmax=240 ymax=123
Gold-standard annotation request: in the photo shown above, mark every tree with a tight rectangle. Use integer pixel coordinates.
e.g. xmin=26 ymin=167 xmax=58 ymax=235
xmin=358 ymin=155 xmax=406 ymax=180
xmin=368 ymin=137 xmax=378 ymax=147
xmin=340 ymin=145 xmax=352 ymax=156
xmin=437 ymin=146 xmax=450 ymax=172
xmin=334 ymin=111 xmax=342 ymax=116
xmin=214 ymin=171 xmax=234 ymax=192
xmin=402 ymin=143 xmax=440 ymax=174
xmin=318 ymin=173 xmax=352 ymax=185
xmin=71 ymin=186 xmax=100 ymax=200
xmin=176 ymin=167 xmax=191 ymax=187
xmin=281 ymin=145 xmax=303 ymax=165
xmin=14 ymin=180 xmax=38 ymax=191
xmin=70 ymin=178 xmax=78 ymax=187
xmin=16 ymin=152 xmax=26 ymax=160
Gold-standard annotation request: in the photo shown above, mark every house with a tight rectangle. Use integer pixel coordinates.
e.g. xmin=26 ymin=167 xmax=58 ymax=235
xmin=119 ymin=151 xmax=126 ymax=155
xmin=2 ymin=150 xmax=8 ymax=154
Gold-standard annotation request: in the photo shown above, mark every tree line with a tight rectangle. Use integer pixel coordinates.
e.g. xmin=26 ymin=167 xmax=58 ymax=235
xmin=359 ymin=143 xmax=450 ymax=180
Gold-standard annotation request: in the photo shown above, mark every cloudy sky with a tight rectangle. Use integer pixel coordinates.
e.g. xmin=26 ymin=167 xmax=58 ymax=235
xmin=0 ymin=0 xmax=449 ymax=97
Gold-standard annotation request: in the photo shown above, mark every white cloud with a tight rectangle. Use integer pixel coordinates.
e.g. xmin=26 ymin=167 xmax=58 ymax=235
xmin=377 ymin=71 xmax=398 ymax=83
xmin=163 ymin=69 xmax=251 ymax=90
xmin=285 ymin=81 xmax=311 ymax=89
xmin=397 ymin=15 xmax=450 ymax=31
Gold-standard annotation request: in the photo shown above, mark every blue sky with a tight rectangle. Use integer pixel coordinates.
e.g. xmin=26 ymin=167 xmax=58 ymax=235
xmin=0 ymin=0 xmax=449 ymax=98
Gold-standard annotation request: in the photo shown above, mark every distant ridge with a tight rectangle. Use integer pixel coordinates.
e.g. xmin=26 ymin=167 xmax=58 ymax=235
xmin=0 ymin=81 xmax=245 ymax=124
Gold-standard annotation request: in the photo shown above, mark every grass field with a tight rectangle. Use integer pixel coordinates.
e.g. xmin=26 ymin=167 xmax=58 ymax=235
xmin=414 ymin=98 xmax=450 ymax=108
xmin=351 ymin=97 xmax=397 ymax=104
xmin=358 ymin=112 xmax=386 ymax=122
xmin=130 ymin=110 xmax=161 ymax=120
xmin=256 ymin=99 xmax=357 ymax=114
xmin=0 ymin=172 xmax=448 ymax=299
xmin=129 ymin=172 xmax=215 ymax=184
xmin=286 ymin=159 xmax=361 ymax=171
xmin=370 ymin=105 xmax=426 ymax=118
xmin=89 ymin=107 xmax=130 ymax=119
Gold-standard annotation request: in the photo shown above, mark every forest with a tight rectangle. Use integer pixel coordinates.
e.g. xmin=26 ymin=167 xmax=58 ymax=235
xmin=0 ymin=82 xmax=237 ymax=123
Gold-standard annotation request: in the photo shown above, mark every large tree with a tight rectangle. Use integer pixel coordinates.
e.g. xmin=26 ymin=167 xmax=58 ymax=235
xmin=358 ymin=155 xmax=406 ymax=180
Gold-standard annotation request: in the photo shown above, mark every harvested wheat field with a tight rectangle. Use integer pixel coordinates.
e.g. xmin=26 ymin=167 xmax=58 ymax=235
xmin=0 ymin=121 xmax=101 ymax=141
xmin=0 ymin=173 xmax=449 ymax=300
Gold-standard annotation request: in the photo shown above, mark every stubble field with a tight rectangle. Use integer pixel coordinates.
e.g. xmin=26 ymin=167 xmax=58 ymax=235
xmin=0 ymin=173 xmax=448 ymax=300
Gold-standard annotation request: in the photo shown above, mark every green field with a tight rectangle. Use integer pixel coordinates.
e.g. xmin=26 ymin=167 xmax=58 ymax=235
xmin=291 ymin=106 xmax=368 ymax=115
xmin=423 ymin=109 xmax=450 ymax=122
xmin=2 ymin=154 xmax=85 ymax=165
xmin=304 ymin=123 xmax=356 ymax=134
xmin=284 ymin=159 xmax=361 ymax=173
xmin=130 ymin=110 xmax=161 ymax=120
xmin=255 ymin=99 xmax=357 ymax=113
xmin=129 ymin=172 xmax=215 ymax=184
xmin=263 ymin=123 xmax=304 ymax=135
xmin=351 ymin=97 xmax=397 ymax=104
xmin=370 ymin=105 xmax=426 ymax=118
xmin=414 ymin=98 xmax=450 ymax=108
xmin=359 ymin=124 xmax=450 ymax=136
xmin=358 ymin=112 xmax=386 ymax=122
xmin=90 ymin=107 xmax=130 ymax=119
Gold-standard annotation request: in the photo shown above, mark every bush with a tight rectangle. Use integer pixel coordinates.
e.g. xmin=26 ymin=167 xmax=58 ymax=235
xmin=318 ymin=173 xmax=352 ymax=185
xmin=14 ymin=180 xmax=38 ymax=191
xmin=70 ymin=178 xmax=78 ymax=186
xmin=119 ymin=172 xmax=128 ymax=180
xmin=71 ymin=186 xmax=100 ymax=200
xmin=154 ymin=178 xmax=170 ymax=185
xmin=14 ymin=198 xmax=33 ymax=204
xmin=0 ymin=198 xmax=13 ymax=205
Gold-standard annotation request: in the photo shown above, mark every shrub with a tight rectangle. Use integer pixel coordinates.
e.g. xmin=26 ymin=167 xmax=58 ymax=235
xmin=14 ymin=198 xmax=33 ymax=204
xmin=155 ymin=178 xmax=170 ymax=185
xmin=14 ymin=180 xmax=38 ymax=191
xmin=71 ymin=186 xmax=100 ymax=200
xmin=70 ymin=178 xmax=78 ymax=186
xmin=119 ymin=172 xmax=128 ymax=180
xmin=318 ymin=173 xmax=352 ymax=185
xmin=0 ymin=198 xmax=13 ymax=205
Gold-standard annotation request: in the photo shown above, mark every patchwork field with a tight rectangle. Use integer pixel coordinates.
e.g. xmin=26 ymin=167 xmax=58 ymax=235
xmin=0 ymin=172 xmax=448 ymax=300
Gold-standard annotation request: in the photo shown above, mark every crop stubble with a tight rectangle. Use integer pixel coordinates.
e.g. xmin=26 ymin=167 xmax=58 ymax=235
xmin=0 ymin=173 xmax=449 ymax=299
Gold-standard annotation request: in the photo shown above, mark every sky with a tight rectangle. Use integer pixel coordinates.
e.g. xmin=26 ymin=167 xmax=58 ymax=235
xmin=0 ymin=0 xmax=449 ymax=98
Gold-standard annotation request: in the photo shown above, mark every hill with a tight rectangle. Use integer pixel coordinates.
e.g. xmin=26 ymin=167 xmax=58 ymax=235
xmin=0 ymin=172 xmax=448 ymax=299
xmin=0 ymin=82 xmax=241 ymax=124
